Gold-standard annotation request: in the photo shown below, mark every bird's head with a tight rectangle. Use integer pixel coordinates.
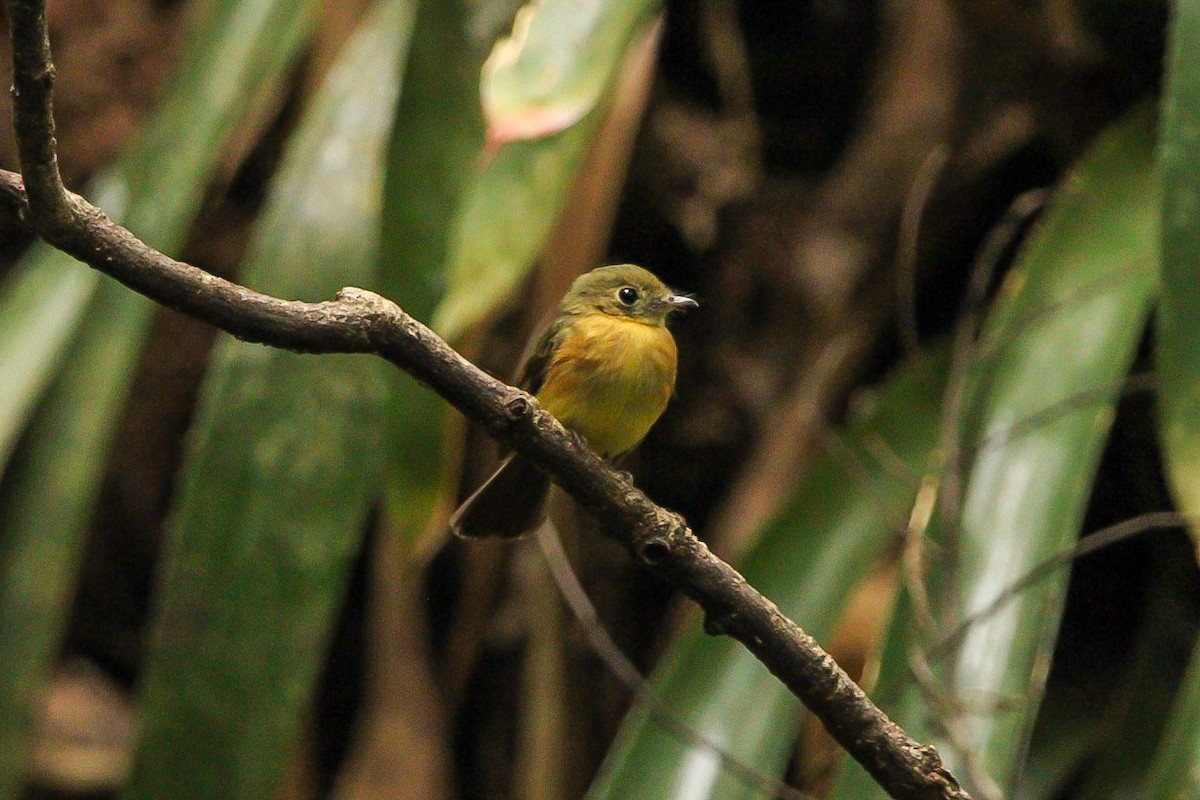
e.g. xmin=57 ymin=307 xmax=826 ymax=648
xmin=562 ymin=264 xmax=697 ymax=325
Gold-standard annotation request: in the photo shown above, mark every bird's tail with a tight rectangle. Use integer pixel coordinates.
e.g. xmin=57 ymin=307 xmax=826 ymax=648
xmin=448 ymin=455 xmax=550 ymax=539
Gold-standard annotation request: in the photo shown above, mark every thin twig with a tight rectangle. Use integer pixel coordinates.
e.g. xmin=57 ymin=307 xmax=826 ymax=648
xmin=535 ymin=523 xmax=815 ymax=800
xmin=899 ymin=187 xmax=1049 ymax=798
xmin=895 ymin=143 xmax=951 ymax=359
xmin=1 ymin=1 xmax=968 ymax=797
xmin=930 ymin=511 xmax=1194 ymax=660
xmin=902 ymin=187 xmax=1050 ymax=636
xmin=877 ymin=510 xmax=1195 ymax=728
xmin=906 ymin=650 xmax=1004 ymax=800
xmin=936 ymin=187 xmax=1051 ymax=563
xmin=970 ymin=373 xmax=1156 ymax=457
xmin=973 ymin=269 xmax=1133 ymax=363
xmin=900 ymin=187 xmax=1050 ymax=645
xmin=901 ymin=480 xmax=1003 ymax=800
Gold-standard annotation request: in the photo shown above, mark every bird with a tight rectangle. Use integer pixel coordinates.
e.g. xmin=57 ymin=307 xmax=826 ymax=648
xmin=449 ymin=264 xmax=697 ymax=539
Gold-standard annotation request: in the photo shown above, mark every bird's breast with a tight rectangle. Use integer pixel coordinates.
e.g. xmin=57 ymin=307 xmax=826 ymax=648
xmin=536 ymin=313 xmax=678 ymax=457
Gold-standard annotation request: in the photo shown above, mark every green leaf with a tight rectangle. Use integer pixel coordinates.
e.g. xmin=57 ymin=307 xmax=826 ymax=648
xmin=588 ymin=353 xmax=946 ymax=800
xmin=0 ymin=2 xmax=316 ymax=797
xmin=832 ymin=106 xmax=1159 ymax=799
xmin=1141 ymin=3 xmax=1200 ymax=795
xmin=432 ymin=5 xmax=660 ymax=342
xmin=0 ymin=286 xmax=154 ymax=796
xmin=0 ymin=264 xmax=97 ymax=468
xmin=1158 ymin=0 xmax=1200 ymax=534
xmin=123 ymin=2 xmax=417 ymax=798
xmin=481 ymin=0 xmax=659 ymax=142
xmin=1144 ymin=643 xmax=1200 ymax=800
xmin=377 ymin=0 xmax=491 ymax=541
xmin=433 ymin=122 xmax=596 ymax=341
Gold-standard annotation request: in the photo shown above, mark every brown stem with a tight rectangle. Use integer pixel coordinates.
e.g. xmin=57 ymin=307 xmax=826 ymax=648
xmin=1 ymin=2 xmax=969 ymax=798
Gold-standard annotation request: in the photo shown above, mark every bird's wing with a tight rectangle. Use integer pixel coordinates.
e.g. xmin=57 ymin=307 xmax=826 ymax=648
xmin=490 ymin=316 xmax=568 ymax=459
xmin=517 ymin=315 xmax=568 ymax=395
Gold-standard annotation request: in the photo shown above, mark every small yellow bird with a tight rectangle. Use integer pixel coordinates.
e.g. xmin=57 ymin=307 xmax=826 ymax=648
xmin=450 ymin=264 xmax=697 ymax=539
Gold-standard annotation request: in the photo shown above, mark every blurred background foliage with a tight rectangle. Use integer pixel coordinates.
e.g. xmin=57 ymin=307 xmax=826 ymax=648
xmin=0 ymin=0 xmax=1195 ymax=799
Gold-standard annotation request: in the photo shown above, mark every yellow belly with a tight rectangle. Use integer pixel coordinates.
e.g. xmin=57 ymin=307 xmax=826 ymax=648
xmin=536 ymin=313 xmax=678 ymax=457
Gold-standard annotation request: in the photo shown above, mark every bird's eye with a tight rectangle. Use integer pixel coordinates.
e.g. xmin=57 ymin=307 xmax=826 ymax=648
xmin=618 ymin=286 xmax=639 ymax=305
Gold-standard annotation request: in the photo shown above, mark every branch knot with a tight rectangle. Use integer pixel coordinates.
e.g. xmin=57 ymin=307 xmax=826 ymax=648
xmin=502 ymin=391 xmax=534 ymax=423
xmin=703 ymin=610 xmax=736 ymax=636
xmin=334 ymin=286 xmax=396 ymax=316
xmin=635 ymin=536 xmax=671 ymax=565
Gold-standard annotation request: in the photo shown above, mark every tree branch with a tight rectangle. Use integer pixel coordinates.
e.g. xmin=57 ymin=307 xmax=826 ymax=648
xmin=1 ymin=1 xmax=968 ymax=798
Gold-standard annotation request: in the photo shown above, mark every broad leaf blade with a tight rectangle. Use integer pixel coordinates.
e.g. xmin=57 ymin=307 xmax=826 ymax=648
xmin=0 ymin=265 xmax=96 ymax=468
xmin=1144 ymin=643 xmax=1200 ymax=800
xmin=482 ymin=0 xmax=658 ymax=142
xmin=832 ymin=106 xmax=1159 ymax=799
xmin=433 ymin=123 xmax=596 ymax=341
xmin=123 ymin=2 xmax=417 ymax=798
xmin=1142 ymin=2 xmax=1200 ymax=795
xmin=0 ymin=2 xmax=316 ymax=796
xmin=1158 ymin=0 xmax=1200 ymax=536
xmin=378 ymin=0 xmax=490 ymax=543
xmin=432 ymin=2 xmax=659 ymax=342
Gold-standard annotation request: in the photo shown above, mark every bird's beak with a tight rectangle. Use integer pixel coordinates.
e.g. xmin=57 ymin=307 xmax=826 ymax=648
xmin=665 ymin=294 xmax=699 ymax=311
